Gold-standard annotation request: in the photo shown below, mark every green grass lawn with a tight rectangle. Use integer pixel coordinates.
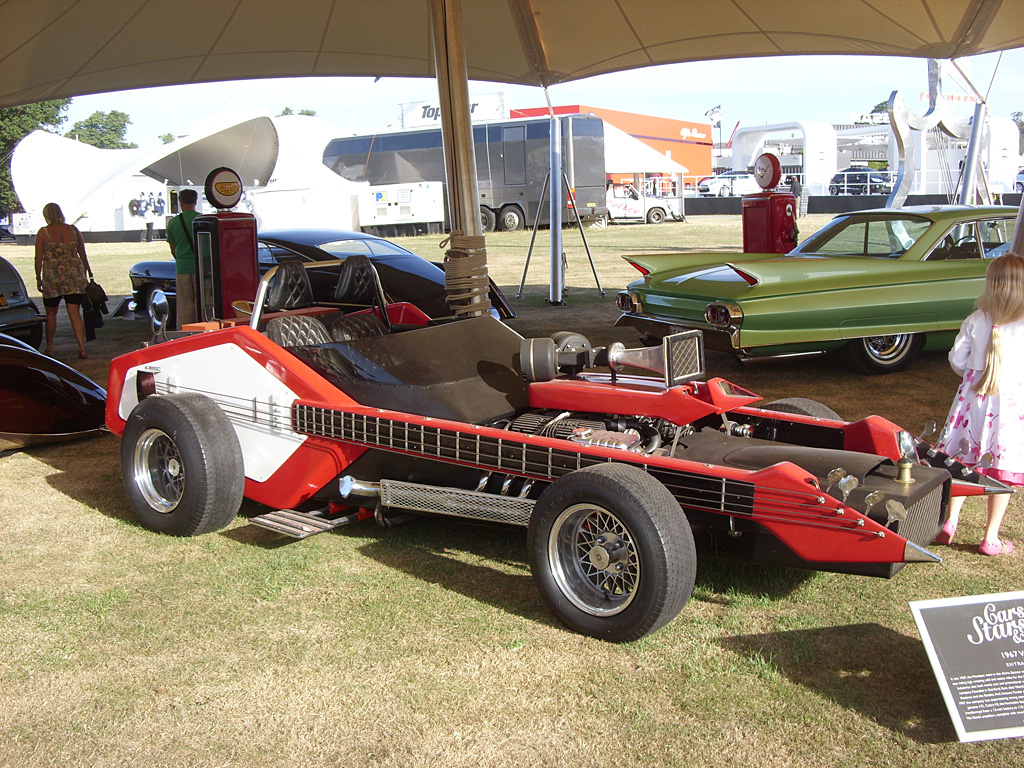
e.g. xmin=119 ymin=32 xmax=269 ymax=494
xmin=1 ymin=219 xmax=1020 ymax=766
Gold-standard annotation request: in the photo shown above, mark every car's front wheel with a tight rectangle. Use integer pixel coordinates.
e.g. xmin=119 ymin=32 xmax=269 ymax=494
xmin=121 ymin=393 xmax=244 ymax=536
xmin=829 ymin=184 xmax=840 ymax=195
xmin=846 ymin=333 xmax=923 ymax=374
xmin=646 ymin=208 xmax=666 ymax=224
xmin=717 ymin=185 xmax=732 ymax=197
xmin=528 ymin=463 xmax=696 ymax=642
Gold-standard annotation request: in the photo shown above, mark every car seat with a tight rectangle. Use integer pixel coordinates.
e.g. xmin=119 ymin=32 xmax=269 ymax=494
xmin=334 ymin=254 xmax=392 ymax=332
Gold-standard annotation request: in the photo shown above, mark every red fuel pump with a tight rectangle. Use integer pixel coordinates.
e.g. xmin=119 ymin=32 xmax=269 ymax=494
xmin=192 ymin=167 xmax=259 ymax=321
xmin=741 ymin=153 xmax=797 ymax=254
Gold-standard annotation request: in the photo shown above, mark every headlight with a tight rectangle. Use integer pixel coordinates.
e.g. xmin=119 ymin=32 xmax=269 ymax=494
xmin=705 ymin=302 xmax=743 ymax=328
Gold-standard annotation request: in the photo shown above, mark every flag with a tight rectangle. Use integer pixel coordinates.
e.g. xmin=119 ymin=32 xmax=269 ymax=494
xmin=705 ymin=105 xmax=721 ymax=128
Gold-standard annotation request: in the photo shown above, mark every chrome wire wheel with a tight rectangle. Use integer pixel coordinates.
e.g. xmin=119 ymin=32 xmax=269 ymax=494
xmin=864 ymin=334 xmax=912 ymax=364
xmin=548 ymin=503 xmax=640 ymax=616
xmin=132 ymin=427 xmax=184 ymax=513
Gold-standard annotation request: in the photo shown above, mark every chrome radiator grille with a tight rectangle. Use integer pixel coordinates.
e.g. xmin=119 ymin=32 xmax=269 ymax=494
xmin=380 ymin=479 xmax=534 ymax=526
xmin=894 ymin=485 xmax=944 ymax=545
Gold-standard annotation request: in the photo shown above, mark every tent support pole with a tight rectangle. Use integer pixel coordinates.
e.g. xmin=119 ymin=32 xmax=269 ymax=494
xmin=430 ymin=0 xmax=490 ymax=316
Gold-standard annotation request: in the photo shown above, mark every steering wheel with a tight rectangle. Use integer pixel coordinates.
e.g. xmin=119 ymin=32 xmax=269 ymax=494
xmin=953 ymin=236 xmax=978 ymax=247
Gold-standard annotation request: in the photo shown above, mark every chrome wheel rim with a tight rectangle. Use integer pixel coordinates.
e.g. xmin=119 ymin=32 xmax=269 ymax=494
xmin=133 ymin=427 xmax=184 ymax=513
xmin=501 ymin=211 xmax=520 ymax=230
xmin=548 ymin=503 xmax=640 ymax=616
xmin=864 ymin=334 xmax=910 ymax=363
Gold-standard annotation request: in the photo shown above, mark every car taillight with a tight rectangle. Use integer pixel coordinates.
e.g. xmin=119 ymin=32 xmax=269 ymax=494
xmin=616 ymin=291 xmax=637 ymax=313
xmin=627 ymin=262 xmax=650 ymax=276
xmin=705 ymin=302 xmax=743 ymax=328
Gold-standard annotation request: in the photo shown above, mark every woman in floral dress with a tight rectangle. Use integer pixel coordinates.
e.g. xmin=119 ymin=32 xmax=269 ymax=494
xmin=936 ymin=252 xmax=1024 ymax=556
xmin=34 ymin=202 xmax=93 ymax=358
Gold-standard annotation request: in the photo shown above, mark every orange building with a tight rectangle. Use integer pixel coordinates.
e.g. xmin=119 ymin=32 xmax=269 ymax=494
xmin=509 ymin=104 xmax=713 ymax=182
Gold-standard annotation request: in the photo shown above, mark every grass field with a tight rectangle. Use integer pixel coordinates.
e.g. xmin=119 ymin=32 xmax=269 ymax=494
xmin=1 ymin=218 xmax=1020 ymax=767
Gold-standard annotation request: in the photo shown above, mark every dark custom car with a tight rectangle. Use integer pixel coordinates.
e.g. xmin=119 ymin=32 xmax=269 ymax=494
xmin=106 ymin=258 xmax=1002 ymax=641
xmin=0 ymin=255 xmax=45 ymax=349
xmin=616 ymin=205 xmax=1018 ymax=373
xmin=0 ymin=333 xmax=106 ymax=451
xmin=129 ymin=228 xmax=514 ymax=323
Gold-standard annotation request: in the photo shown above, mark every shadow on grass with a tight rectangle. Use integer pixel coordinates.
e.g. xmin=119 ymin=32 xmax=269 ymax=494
xmin=694 ymin=558 xmax=815 ymax=603
xmin=720 ymin=622 xmax=954 ymax=744
xmin=355 ymin=517 xmax=553 ymax=628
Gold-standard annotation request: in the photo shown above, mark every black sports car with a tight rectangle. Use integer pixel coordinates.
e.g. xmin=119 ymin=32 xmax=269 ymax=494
xmin=0 ymin=255 xmax=45 ymax=349
xmin=128 ymin=228 xmax=515 ymax=323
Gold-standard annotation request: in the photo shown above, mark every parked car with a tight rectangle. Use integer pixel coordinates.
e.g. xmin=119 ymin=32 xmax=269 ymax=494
xmin=1014 ymin=169 xmax=1023 ymax=193
xmin=0 ymin=224 xmax=15 ymax=242
xmin=129 ymin=228 xmax=515 ymax=323
xmin=106 ymin=256 xmax=995 ymax=641
xmin=0 ymin=332 xmax=106 ymax=451
xmin=0 ymin=255 xmax=44 ymax=349
xmin=829 ymin=167 xmax=892 ymax=195
xmin=697 ymin=171 xmax=760 ymax=197
xmin=616 ymin=205 xmax=1017 ymax=373
xmin=605 ymin=183 xmax=682 ymax=224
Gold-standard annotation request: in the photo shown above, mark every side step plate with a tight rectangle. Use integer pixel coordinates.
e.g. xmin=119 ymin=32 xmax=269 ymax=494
xmin=250 ymin=508 xmax=355 ymax=539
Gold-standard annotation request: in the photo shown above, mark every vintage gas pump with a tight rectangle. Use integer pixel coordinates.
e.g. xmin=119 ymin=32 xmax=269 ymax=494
xmin=192 ymin=167 xmax=259 ymax=322
xmin=741 ymin=153 xmax=797 ymax=254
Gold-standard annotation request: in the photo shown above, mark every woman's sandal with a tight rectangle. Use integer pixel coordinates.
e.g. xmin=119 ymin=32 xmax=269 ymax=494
xmin=934 ymin=519 xmax=957 ymax=545
xmin=978 ymin=539 xmax=1014 ymax=556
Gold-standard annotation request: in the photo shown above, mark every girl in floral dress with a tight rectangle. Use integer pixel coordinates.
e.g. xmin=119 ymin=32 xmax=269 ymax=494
xmin=935 ymin=252 xmax=1024 ymax=556
xmin=34 ymin=202 xmax=93 ymax=358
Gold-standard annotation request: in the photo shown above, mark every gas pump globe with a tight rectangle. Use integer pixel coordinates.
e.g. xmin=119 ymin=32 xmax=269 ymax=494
xmin=192 ymin=167 xmax=259 ymax=322
xmin=741 ymin=153 xmax=797 ymax=254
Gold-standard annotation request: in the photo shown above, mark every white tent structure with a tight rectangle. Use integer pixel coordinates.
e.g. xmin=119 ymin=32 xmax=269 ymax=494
xmin=11 ymin=113 xmax=366 ymax=237
xmin=603 ymin=123 xmax=688 ymax=175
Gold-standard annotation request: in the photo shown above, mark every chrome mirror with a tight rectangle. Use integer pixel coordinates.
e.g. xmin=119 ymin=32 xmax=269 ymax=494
xmin=149 ymin=290 xmax=169 ymax=338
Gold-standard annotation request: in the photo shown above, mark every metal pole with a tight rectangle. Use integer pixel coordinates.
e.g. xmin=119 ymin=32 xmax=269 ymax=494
xmin=549 ymin=116 xmax=564 ymax=305
xmin=958 ymin=102 xmax=987 ymax=206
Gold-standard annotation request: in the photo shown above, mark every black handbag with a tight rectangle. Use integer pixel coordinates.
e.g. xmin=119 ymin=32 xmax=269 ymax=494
xmin=85 ymin=279 xmax=108 ymax=310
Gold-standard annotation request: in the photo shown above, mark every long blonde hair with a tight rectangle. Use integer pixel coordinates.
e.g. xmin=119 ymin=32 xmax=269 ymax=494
xmin=974 ymin=252 xmax=1024 ymax=396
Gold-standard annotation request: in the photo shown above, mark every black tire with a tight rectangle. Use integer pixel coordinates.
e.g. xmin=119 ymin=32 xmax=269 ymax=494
xmin=646 ymin=208 xmax=666 ymax=224
xmin=480 ymin=207 xmax=496 ymax=233
xmin=121 ymin=393 xmax=244 ymax=536
xmin=828 ymin=184 xmax=840 ymax=195
xmin=718 ymin=185 xmax=732 ymax=197
xmin=528 ymin=463 xmax=696 ymax=642
xmin=846 ymin=333 xmax=922 ymax=374
xmin=550 ymin=331 xmax=591 ymax=352
xmin=763 ymin=397 xmax=842 ymax=421
xmin=1016 ymin=182 xmax=1023 ymax=193
xmin=498 ymin=205 xmax=525 ymax=231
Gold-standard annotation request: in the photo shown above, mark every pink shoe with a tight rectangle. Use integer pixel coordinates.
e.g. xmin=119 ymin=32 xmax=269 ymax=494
xmin=979 ymin=539 xmax=1014 ymax=556
xmin=934 ymin=519 xmax=957 ymax=545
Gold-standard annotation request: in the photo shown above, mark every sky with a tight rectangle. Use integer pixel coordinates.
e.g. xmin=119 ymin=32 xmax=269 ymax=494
xmin=60 ymin=50 xmax=1024 ymax=148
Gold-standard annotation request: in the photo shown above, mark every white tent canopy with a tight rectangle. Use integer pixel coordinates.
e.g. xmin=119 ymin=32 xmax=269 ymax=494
xmin=11 ymin=113 xmax=280 ymax=231
xmin=1 ymin=1 xmax=1021 ymax=108
xmin=603 ymin=123 xmax=688 ymax=174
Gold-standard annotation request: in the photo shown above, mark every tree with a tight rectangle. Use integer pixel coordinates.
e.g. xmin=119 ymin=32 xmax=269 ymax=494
xmin=159 ymin=133 xmax=175 ymax=144
xmin=64 ymin=110 xmax=137 ymax=149
xmin=277 ymin=107 xmax=317 ymax=117
xmin=0 ymin=99 xmax=71 ymax=214
xmin=277 ymin=107 xmax=294 ymax=116
xmin=870 ymin=100 xmax=889 ymax=115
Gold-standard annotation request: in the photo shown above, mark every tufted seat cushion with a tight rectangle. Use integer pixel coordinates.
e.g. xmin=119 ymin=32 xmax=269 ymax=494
xmin=266 ymin=314 xmax=332 ymax=347
xmin=264 ymin=259 xmax=314 ymax=313
xmin=331 ymin=313 xmax=389 ymax=342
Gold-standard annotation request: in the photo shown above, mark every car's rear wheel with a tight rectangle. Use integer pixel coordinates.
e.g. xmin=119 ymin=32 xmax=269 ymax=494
xmin=528 ymin=463 xmax=696 ymax=642
xmin=1016 ymin=182 xmax=1024 ymax=193
xmin=646 ymin=208 xmax=666 ymax=224
xmin=121 ymin=393 xmax=244 ymax=536
xmin=718 ymin=185 xmax=732 ymax=197
xmin=829 ymin=184 xmax=840 ymax=195
xmin=846 ymin=333 xmax=922 ymax=374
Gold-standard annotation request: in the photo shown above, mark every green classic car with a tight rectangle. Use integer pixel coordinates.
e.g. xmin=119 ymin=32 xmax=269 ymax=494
xmin=615 ymin=205 xmax=1018 ymax=373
